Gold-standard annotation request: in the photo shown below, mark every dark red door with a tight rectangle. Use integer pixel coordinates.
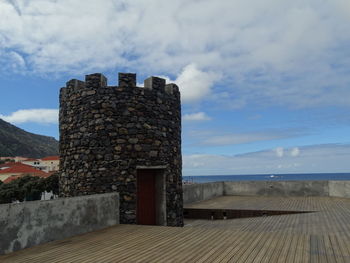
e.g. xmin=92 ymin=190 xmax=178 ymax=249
xmin=137 ymin=170 xmax=156 ymax=225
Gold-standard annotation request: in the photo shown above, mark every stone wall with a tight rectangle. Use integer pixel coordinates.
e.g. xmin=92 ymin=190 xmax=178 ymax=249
xmin=0 ymin=193 xmax=119 ymax=255
xmin=59 ymin=73 xmax=183 ymax=226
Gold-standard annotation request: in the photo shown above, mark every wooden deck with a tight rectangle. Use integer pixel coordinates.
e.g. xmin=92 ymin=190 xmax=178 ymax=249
xmin=2 ymin=196 xmax=350 ymax=262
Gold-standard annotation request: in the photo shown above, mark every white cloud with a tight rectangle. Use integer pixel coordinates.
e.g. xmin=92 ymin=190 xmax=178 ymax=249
xmin=126 ymin=64 xmax=218 ymax=103
xmin=187 ymin=129 xmax=303 ymax=146
xmin=0 ymin=50 xmax=26 ymax=73
xmin=183 ymin=112 xmax=211 ymax=121
xmin=275 ymin=147 xmax=284 ymax=157
xmin=0 ymin=0 xmax=350 ymax=107
xmin=183 ymin=144 xmax=350 ymax=175
xmin=0 ymin=109 xmax=58 ymax=124
xmin=173 ymin=64 xmax=219 ymax=102
xmin=8 ymin=51 xmax=25 ymax=68
xmin=290 ymin=147 xmax=300 ymax=157
xmin=203 ymin=133 xmax=282 ymax=146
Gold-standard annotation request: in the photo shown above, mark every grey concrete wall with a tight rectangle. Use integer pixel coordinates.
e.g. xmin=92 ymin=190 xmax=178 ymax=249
xmin=224 ymin=181 xmax=330 ymax=197
xmin=329 ymin=181 xmax=350 ymax=198
xmin=183 ymin=182 xmax=224 ymax=204
xmin=183 ymin=181 xmax=350 ymax=204
xmin=0 ymin=193 xmax=119 ymax=255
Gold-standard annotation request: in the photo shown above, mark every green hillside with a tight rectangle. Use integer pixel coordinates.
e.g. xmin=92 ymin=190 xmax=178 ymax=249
xmin=0 ymin=118 xmax=58 ymax=158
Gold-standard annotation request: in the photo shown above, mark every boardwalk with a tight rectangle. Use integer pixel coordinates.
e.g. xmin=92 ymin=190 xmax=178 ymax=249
xmin=1 ymin=196 xmax=350 ymax=262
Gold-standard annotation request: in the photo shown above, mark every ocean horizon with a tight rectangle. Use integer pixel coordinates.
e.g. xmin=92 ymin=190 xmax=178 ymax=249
xmin=183 ymin=173 xmax=350 ymax=184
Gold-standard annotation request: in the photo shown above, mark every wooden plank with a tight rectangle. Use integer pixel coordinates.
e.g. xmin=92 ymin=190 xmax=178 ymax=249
xmin=2 ymin=196 xmax=350 ymax=263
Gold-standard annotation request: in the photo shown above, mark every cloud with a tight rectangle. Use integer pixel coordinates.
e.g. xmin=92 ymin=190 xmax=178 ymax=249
xmin=174 ymin=64 xmax=219 ymax=102
xmin=183 ymin=144 xmax=350 ymax=175
xmin=0 ymin=51 xmax=26 ymax=73
xmin=188 ymin=129 xmax=303 ymax=147
xmin=0 ymin=0 xmax=349 ymax=108
xmin=155 ymin=64 xmax=219 ymax=102
xmin=0 ymin=109 xmax=58 ymax=124
xmin=183 ymin=112 xmax=211 ymax=121
xmin=275 ymin=147 xmax=284 ymax=157
xmin=202 ymin=133 xmax=282 ymax=146
xmin=133 ymin=64 xmax=218 ymax=102
xmin=290 ymin=147 xmax=300 ymax=157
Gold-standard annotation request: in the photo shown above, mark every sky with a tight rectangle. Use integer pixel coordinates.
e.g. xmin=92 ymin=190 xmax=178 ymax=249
xmin=0 ymin=0 xmax=350 ymax=176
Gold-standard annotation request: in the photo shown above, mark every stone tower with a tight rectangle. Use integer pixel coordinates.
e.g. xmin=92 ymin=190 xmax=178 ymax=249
xmin=59 ymin=73 xmax=183 ymax=226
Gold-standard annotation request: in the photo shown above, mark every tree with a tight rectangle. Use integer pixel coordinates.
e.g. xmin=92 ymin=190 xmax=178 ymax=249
xmin=11 ymin=175 xmax=45 ymax=201
xmin=0 ymin=182 xmax=20 ymax=204
xmin=23 ymin=180 xmax=44 ymax=201
xmin=43 ymin=172 xmax=59 ymax=195
xmin=0 ymin=175 xmax=47 ymax=203
xmin=0 ymin=173 xmax=60 ymax=204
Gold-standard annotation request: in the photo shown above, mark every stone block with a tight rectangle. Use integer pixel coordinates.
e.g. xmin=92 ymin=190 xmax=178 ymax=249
xmin=118 ymin=73 xmax=136 ymax=87
xmin=144 ymin=76 xmax=166 ymax=90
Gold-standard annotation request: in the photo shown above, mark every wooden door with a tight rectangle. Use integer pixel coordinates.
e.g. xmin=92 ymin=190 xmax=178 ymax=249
xmin=137 ymin=170 xmax=156 ymax=225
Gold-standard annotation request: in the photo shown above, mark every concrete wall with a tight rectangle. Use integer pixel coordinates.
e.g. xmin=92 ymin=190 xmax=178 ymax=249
xmin=183 ymin=181 xmax=350 ymax=204
xmin=0 ymin=193 xmax=119 ymax=255
xmin=224 ymin=181 xmax=329 ymax=197
xmin=183 ymin=182 xmax=224 ymax=204
xmin=329 ymin=181 xmax=350 ymax=198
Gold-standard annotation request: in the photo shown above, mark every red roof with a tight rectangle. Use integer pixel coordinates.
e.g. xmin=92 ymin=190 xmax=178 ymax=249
xmin=0 ymin=163 xmax=48 ymax=176
xmin=41 ymin=156 xmax=59 ymax=161
xmin=3 ymin=172 xmax=50 ymax=183
xmin=3 ymin=175 xmax=21 ymax=183
xmin=0 ymin=162 xmax=18 ymax=168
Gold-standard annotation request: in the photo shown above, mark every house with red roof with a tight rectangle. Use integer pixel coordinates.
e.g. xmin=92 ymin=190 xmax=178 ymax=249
xmin=18 ymin=156 xmax=60 ymax=172
xmin=0 ymin=155 xmax=59 ymax=180
xmin=0 ymin=162 xmax=17 ymax=169
xmin=0 ymin=163 xmax=49 ymax=182
xmin=3 ymin=175 xmax=22 ymax=184
xmin=40 ymin=156 xmax=60 ymax=172
xmin=21 ymin=158 xmax=45 ymax=170
xmin=14 ymin=156 xmax=28 ymax=162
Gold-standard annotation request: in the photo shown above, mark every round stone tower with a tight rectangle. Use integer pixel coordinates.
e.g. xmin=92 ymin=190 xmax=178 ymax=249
xmin=59 ymin=73 xmax=183 ymax=226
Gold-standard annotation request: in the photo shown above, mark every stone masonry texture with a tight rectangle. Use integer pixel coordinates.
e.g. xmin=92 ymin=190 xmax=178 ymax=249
xmin=59 ymin=73 xmax=183 ymax=226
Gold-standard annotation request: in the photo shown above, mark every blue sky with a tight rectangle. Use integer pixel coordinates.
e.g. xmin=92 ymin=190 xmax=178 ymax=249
xmin=0 ymin=0 xmax=350 ymax=175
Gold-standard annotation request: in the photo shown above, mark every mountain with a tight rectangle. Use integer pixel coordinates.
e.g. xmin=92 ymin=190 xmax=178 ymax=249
xmin=0 ymin=118 xmax=59 ymax=158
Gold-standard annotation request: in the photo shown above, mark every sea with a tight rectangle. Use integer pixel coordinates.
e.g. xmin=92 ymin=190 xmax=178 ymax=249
xmin=183 ymin=173 xmax=350 ymax=184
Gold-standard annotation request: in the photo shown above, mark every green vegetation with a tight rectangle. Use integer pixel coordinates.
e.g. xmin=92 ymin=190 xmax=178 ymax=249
xmin=0 ymin=118 xmax=58 ymax=158
xmin=0 ymin=173 xmax=59 ymax=204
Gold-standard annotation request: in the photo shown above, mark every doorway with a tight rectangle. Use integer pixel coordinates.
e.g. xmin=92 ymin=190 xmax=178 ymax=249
xmin=136 ymin=169 xmax=166 ymax=225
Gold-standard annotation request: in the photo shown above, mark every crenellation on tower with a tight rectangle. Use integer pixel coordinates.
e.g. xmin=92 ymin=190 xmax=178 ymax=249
xmin=118 ymin=73 xmax=136 ymax=87
xmin=165 ymin=83 xmax=179 ymax=95
xmin=144 ymin=76 xmax=166 ymax=90
xmin=59 ymin=72 xmax=183 ymax=227
xmin=66 ymin=79 xmax=86 ymax=90
xmin=85 ymin=73 xmax=107 ymax=88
